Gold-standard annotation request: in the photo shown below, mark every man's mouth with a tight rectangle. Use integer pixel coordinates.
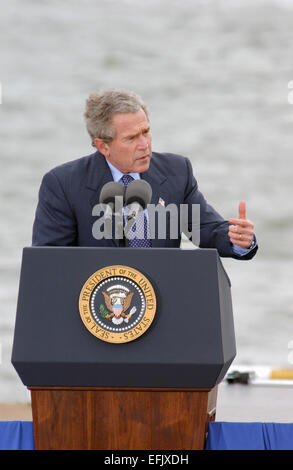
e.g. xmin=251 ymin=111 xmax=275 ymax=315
xmin=137 ymin=153 xmax=150 ymax=160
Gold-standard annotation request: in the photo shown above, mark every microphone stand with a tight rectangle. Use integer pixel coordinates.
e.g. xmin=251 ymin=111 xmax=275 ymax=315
xmin=115 ymin=207 xmax=127 ymax=248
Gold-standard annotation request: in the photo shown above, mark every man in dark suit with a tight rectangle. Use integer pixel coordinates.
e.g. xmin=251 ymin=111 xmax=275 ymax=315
xmin=32 ymin=89 xmax=257 ymax=260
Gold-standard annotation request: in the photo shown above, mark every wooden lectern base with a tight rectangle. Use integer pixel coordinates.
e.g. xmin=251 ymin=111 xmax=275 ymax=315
xmin=29 ymin=386 xmax=217 ymax=450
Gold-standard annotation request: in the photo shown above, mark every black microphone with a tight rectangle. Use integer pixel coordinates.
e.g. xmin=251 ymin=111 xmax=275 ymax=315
xmin=98 ymin=182 xmax=125 ymax=242
xmin=124 ymin=179 xmax=152 ymax=220
xmin=99 ymin=182 xmax=125 ymax=221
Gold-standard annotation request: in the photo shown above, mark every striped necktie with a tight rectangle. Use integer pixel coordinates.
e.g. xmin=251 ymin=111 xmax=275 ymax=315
xmin=120 ymin=174 xmax=152 ymax=248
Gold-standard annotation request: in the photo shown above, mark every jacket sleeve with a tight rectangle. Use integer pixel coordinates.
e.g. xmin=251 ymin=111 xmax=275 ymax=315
xmin=32 ymin=170 xmax=77 ymax=246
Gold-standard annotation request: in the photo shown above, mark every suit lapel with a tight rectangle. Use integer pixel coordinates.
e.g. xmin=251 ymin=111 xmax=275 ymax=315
xmin=86 ymin=151 xmax=113 ymax=195
xmin=141 ymin=160 xmax=168 ymax=247
xmin=141 ymin=166 xmax=167 ymax=205
xmin=86 ymin=151 xmax=168 ymax=203
xmin=86 ymin=152 xmax=169 ymax=248
xmin=86 ymin=151 xmax=119 ymax=247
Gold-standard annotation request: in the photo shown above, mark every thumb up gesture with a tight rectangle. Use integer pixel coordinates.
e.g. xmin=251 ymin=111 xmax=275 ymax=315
xmin=228 ymin=201 xmax=255 ymax=249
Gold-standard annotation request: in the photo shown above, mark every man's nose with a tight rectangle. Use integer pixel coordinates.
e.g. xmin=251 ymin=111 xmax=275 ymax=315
xmin=137 ymin=135 xmax=149 ymax=149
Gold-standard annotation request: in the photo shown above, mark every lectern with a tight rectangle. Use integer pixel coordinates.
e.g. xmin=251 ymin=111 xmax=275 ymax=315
xmin=12 ymin=247 xmax=236 ymax=450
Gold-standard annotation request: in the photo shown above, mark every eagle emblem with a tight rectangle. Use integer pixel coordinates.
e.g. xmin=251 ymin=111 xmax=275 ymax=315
xmin=100 ymin=284 xmax=137 ymax=325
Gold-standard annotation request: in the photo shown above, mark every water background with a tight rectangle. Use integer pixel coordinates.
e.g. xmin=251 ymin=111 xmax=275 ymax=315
xmin=1 ymin=0 xmax=293 ymax=402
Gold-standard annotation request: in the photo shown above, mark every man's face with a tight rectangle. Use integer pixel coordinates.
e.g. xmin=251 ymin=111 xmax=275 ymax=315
xmin=95 ymin=108 xmax=152 ymax=173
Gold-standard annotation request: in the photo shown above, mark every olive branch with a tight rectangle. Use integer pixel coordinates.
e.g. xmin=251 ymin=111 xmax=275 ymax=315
xmin=99 ymin=304 xmax=109 ymax=318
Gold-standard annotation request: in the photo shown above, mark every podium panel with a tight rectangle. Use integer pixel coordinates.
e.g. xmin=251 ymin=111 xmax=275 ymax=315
xmin=30 ymin=386 xmax=218 ymax=450
xmin=12 ymin=247 xmax=235 ymax=389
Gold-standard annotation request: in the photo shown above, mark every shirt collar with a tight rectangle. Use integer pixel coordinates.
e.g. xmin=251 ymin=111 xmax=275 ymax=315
xmin=106 ymin=160 xmax=141 ymax=183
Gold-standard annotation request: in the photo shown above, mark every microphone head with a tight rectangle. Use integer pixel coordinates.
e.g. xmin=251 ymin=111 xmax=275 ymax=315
xmin=125 ymin=179 xmax=152 ymax=209
xmin=99 ymin=182 xmax=125 ymax=204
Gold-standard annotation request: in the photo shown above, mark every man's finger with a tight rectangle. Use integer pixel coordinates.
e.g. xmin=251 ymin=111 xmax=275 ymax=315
xmin=228 ymin=218 xmax=253 ymax=227
xmin=239 ymin=200 xmax=247 ymax=219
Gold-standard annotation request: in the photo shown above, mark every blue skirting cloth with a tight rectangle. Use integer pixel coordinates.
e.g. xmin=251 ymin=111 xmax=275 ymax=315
xmin=1 ymin=421 xmax=293 ymax=450
xmin=206 ymin=422 xmax=293 ymax=450
xmin=0 ymin=422 xmax=34 ymax=450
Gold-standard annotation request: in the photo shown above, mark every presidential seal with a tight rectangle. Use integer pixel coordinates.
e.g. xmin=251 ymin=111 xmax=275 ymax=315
xmin=79 ymin=265 xmax=157 ymax=343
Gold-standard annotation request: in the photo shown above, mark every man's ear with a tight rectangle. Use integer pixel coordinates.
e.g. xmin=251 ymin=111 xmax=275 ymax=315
xmin=93 ymin=138 xmax=110 ymax=158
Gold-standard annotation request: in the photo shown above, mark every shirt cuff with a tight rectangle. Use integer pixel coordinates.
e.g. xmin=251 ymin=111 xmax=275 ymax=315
xmin=232 ymin=235 xmax=257 ymax=256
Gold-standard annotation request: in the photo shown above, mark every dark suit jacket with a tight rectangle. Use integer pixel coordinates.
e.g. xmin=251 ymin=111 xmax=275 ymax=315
xmin=32 ymin=150 xmax=257 ymax=260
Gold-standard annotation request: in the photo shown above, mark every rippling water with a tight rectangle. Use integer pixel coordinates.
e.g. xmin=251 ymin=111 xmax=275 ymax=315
xmin=1 ymin=0 xmax=293 ymax=401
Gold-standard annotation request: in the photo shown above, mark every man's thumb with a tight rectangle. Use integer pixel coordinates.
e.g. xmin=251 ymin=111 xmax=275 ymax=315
xmin=239 ymin=200 xmax=247 ymax=219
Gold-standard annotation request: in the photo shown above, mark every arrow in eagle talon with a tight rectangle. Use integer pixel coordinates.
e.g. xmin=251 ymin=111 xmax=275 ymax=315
xmin=124 ymin=306 xmax=137 ymax=323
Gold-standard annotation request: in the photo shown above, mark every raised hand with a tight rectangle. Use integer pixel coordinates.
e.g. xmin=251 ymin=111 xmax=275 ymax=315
xmin=228 ymin=201 xmax=255 ymax=249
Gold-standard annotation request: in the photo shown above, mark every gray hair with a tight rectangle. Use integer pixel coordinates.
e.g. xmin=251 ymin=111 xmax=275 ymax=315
xmin=84 ymin=89 xmax=149 ymax=146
